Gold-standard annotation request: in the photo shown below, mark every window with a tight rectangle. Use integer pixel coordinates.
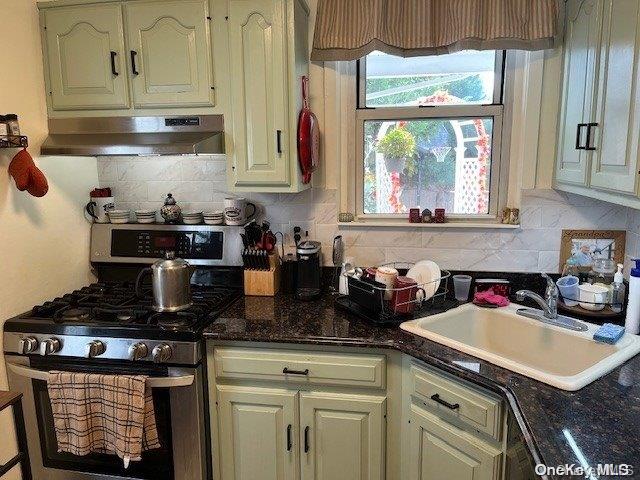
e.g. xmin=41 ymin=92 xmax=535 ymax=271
xmin=355 ymin=50 xmax=505 ymax=219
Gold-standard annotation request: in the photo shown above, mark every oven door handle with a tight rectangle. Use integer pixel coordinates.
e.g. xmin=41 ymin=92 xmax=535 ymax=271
xmin=6 ymin=362 xmax=195 ymax=388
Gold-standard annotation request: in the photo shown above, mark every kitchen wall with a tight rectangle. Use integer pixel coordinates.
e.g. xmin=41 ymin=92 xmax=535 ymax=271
xmin=0 ymin=1 xmax=98 ymax=477
xmin=97 ymin=155 xmax=631 ymax=273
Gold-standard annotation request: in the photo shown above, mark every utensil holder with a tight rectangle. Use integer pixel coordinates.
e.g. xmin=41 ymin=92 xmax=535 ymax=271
xmin=244 ymin=253 xmax=281 ymax=296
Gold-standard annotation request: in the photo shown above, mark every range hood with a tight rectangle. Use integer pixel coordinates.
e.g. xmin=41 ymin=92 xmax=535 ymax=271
xmin=41 ymin=115 xmax=225 ymax=156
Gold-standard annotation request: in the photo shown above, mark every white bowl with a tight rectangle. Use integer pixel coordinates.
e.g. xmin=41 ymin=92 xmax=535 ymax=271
xmin=204 ymin=218 xmax=224 ymax=225
xmin=578 ymin=283 xmax=608 ymax=311
xmin=135 ymin=209 xmax=156 ymax=216
xmin=183 ymin=217 xmax=203 ymax=225
xmin=182 ymin=211 xmax=203 ymax=217
xmin=204 ymin=211 xmax=224 ymax=217
xmin=136 ymin=217 xmax=156 ymax=224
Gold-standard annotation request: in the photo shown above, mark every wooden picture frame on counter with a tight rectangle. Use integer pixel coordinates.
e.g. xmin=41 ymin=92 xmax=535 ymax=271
xmin=559 ymin=229 xmax=626 ymax=271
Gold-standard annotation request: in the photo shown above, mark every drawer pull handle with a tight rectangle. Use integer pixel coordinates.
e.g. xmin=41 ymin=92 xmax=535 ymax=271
xmin=286 ymin=424 xmax=292 ymax=451
xmin=304 ymin=426 xmax=310 ymax=453
xmin=283 ymin=367 xmax=309 ymax=376
xmin=430 ymin=393 xmax=460 ymax=410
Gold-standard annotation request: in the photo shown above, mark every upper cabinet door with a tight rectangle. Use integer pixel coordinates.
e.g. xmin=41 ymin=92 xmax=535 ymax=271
xmin=555 ymin=0 xmax=603 ymax=185
xmin=228 ymin=0 xmax=290 ymax=187
xmin=299 ymin=391 xmax=385 ymax=480
xmin=124 ymin=0 xmax=214 ymax=108
xmin=408 ymin=405 xmax=502 ymax=480
xmin=589 ymin=0 xmax=640 ymax=194
xmin=216 ymin=386 xmax=298 ymax=480
xmin=44 ymin=4 xmax=129 ymax=110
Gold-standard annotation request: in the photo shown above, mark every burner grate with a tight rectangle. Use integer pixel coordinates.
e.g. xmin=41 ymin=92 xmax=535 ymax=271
xmin=28 ymin=282 xmax=241 ymax=333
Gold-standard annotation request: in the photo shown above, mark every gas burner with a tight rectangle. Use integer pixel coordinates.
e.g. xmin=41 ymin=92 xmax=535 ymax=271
xmin=149 ymin=311 xmax=199 ymax=330
xmin=55 ymin=307 xmax=92 ymax=323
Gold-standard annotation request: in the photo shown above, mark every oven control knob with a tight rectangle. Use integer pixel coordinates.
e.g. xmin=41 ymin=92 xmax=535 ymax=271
xmin=152 ymin=344 xmax=172 ymax=364
xmin=85 ymin=340 xmax=106 ymax=358
xmin=40 ymin=338 xmax=61 ymax=356
xmin=18 ymin=337 xmax=38 ymax=354
xmin=129 ymin=343 xmax=149 ymax=361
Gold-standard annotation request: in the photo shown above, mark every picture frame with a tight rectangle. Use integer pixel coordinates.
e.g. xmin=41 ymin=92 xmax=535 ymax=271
xmin=559 ymin=229 xmax=626 ymax=270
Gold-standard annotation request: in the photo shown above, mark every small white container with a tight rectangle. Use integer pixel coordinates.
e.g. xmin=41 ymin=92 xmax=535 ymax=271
xmin=578 ymin=283 xmax=608 ymax=311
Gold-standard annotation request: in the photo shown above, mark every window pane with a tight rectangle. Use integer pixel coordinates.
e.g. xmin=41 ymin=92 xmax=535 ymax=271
xmin=363 ymin=118 xmax=493 ymax=215
xmin=365 ymin=50 xmax=497 ymax=107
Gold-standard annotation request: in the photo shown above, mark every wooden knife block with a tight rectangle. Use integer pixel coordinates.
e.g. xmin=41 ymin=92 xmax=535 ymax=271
xmin=244 ymin=253 xmax=281 ymax=296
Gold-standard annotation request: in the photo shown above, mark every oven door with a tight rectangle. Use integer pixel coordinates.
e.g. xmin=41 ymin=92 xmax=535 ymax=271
xmin=5 ymin=355 xmax=207 ymax=480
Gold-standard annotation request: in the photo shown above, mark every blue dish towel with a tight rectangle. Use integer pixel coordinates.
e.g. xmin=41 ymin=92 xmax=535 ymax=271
xmin=593 ymin=323 xmax=625 ymax=344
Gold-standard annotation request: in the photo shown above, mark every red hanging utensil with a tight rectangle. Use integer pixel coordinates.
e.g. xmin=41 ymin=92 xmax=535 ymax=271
xmin=297 ymin=76 xmax=319 ymax=184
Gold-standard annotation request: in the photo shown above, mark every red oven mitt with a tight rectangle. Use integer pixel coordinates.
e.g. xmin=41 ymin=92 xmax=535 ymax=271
xmin=8 ymin=148 xmax=49 ymax=197
xmin=27 ymin=165 xmax=49 ymax=197
xmin=8 ymin=148 xmax=33 ymax=191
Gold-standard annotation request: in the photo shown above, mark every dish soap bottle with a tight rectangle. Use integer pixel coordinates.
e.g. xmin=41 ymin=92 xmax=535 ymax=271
xmin=611 ymin=263 xmax=626 ymax=314
xmin=625 ymin=259 xmax=640 ymax=334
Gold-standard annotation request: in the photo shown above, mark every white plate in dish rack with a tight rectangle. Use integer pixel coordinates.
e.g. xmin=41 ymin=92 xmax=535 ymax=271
xmin=407 ymin=260 xmax=441 ymax=299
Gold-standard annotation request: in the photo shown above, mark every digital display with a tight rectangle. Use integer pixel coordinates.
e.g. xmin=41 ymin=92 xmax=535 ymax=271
xmin=154 ymin=236 xmax=176 ymax=248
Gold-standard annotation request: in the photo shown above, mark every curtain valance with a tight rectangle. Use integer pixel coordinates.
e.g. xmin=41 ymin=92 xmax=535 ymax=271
xmin=311 ymin=0 xmax=562 ymax=61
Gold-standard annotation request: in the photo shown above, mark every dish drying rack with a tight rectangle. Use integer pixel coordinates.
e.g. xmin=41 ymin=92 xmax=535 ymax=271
xmin=335 ymin=262 xmax=453 ymax=325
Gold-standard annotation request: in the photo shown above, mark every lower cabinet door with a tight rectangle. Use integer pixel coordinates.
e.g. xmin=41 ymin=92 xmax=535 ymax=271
xmin=299 ymin=391 xmax=386 ymax=480
xmin=217 ymin=385 xmax=299 ymax=480
xmin=409 ymin=405 xmax=503 ymax=480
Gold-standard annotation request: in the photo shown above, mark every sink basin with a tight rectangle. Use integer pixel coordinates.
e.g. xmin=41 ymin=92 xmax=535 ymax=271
xmin=400 ymin=303 xmax=640 ymax=390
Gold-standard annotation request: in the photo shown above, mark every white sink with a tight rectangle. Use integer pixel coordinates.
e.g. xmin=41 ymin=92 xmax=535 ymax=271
xmin=400 ymin=303 xmax=640 ymax=391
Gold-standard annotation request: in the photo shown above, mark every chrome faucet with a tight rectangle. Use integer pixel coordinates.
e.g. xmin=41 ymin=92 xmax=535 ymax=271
xmin=516 ymin=273 xmax=558 ymax=319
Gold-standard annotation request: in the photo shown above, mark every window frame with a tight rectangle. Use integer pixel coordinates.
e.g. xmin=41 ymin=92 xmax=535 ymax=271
xmin=353 ymin=51 xmax=509 ymax=222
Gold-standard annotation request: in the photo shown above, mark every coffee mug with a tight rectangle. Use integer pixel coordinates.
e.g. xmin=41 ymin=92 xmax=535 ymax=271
xmin=86 ymin=196 xmax=115 ymax=223
xmin=363 ymin=267 xmax=378 ymax=280
xmin=391 ymin=276 xmax=426 ymax=314
xmin=224 ymin=197 xmax=256 ymax=226
xmin=375 ymin=266 xmax=399 ymax=300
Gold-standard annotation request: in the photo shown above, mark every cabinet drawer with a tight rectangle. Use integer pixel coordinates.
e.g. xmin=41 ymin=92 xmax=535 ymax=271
xmin=409 ymin=363 xmax=503 ymax=440
xmin=214 ymin=347 xmax=386 ymax=389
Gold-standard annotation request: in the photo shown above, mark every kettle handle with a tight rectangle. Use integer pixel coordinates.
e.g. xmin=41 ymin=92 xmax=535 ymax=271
xmin=135 ymin=267 xmax=152 ymax=297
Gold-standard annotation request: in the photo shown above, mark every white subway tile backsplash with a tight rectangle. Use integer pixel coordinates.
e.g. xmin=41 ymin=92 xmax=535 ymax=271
xmin=96 ymin=155 xmax=635 ymax=273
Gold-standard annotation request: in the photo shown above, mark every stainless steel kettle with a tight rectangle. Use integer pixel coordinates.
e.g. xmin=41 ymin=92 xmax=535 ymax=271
xmin=136 ymin=251 xmax=193 ymax=312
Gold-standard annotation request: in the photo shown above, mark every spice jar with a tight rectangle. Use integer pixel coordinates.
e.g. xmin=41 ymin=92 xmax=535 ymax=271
xmin=0 ymin=115 xmax=7 ymax=139
xmin=5 ymin=114 xmax=20 ymax=146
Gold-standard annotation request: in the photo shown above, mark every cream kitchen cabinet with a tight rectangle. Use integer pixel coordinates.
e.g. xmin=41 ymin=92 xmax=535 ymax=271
xmin=554 ymin=0 xmax=601 ymax=185
xmin=124 ymin=0 xmax=214 ymax=108
xmin=408 ymin=404 xmax=503 ymax=480
xmin=209 ymin=344 xmax=511 ymax=480
xmin=209 ymin=345 xmax=388 ymax=480
xmin=216 ymin=385 xmax=299 ymax=480
xmin=39 ymin=0 xmax=217 ymax=115
xmin=226 ymin=0 xmax=310 ymax=193
xmin=299 ymin=391 xmax=386 ymax=480
xmin=554 ymin=0 xmax=640 ymax=208
xmin=42 ymin=4 xmax=130 ymax=110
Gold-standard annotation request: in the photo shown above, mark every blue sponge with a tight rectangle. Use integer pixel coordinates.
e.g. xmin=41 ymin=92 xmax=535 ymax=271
xmin=593 ymin=323 xmax=625 ymax=344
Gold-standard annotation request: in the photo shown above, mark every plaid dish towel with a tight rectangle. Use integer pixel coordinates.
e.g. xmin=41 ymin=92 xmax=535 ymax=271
xmin=47 ymin=371 xmax=161 ymax=468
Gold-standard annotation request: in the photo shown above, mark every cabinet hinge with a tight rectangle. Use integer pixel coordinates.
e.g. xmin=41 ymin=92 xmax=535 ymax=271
xmin=206 ymin=16 xmax=212 ymax=20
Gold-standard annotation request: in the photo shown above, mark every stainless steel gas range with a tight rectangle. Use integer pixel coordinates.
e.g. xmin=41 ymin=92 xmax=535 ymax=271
xmin=3 ymin=223 xmax=244 ymax=480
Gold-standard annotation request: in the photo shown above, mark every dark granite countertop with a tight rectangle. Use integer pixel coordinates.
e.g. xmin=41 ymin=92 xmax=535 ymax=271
xmin=204 ymin=293 xmax=640 ymax=478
